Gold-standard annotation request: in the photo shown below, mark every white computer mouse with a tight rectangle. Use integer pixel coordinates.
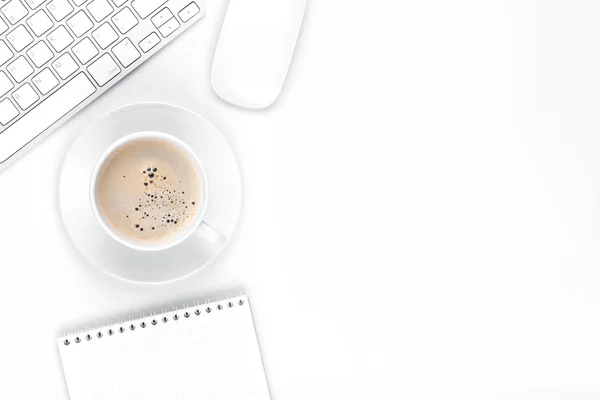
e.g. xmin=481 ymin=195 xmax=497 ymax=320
xmin=211 ymin=0 xmax=307 ymax=109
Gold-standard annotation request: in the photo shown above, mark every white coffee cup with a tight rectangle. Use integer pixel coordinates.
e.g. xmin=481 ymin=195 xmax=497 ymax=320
xmin=90 ymin=131 xmax=224 ymax=252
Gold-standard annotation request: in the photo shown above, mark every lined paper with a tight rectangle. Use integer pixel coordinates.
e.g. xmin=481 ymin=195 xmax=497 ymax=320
xmin=58 ymin=295 xmax=270 ymax=400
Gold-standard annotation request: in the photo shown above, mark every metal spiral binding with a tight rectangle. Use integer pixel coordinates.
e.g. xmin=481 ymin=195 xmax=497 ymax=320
xmin=62 ymin=295 xmax=246 ymax=346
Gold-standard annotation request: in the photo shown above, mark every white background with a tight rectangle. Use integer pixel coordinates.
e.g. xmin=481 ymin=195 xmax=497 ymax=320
xmin=1 ymin=0 xmax=600 ymax=398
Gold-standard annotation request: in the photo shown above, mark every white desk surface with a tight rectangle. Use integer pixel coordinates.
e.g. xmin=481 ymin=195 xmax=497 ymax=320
xmin=2 ymin=1 xmax=600 ymax=398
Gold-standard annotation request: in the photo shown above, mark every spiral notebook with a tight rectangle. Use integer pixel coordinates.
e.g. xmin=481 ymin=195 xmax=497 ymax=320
xmin=57 ymin=294 xmax=270 ymax=400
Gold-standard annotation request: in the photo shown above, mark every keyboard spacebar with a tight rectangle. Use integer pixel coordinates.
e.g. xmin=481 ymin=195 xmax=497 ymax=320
xmin=0 ymin=73 xmax=96 ymax=163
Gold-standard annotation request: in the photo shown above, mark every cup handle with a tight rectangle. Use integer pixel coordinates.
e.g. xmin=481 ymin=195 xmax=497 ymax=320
xmin=196 ymin=221 xmax=226 ymax=245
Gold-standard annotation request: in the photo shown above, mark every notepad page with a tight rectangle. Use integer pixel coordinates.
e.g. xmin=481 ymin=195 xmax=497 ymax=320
xmin=57 ymin=296 xmax=270 ymax=400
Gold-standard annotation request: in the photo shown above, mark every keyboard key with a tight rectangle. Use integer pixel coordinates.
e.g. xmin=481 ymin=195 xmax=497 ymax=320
xmin=0 ymin=16 xmax=8 ymax=34
xmin=112 ymin=7 xmax=137 ymax=33
xmin=0 ymin=40 xmax=14 ymax=66
xmin=87 ymin=0 xmax=113 ymax=22
xmin=91 ymin=21 xmax=117 ymax=49
xmin=7 ymin=55 xmax=33 ymax=83
xmin=112 ymin=38 xmax=139 ymax=67
xmin=0 ymin=73 xmax=96 ymax=162
xmin=67 ymin=10 xmax=93 ymax=37
xmin=87 ymin=53 xmax=119 ymax=86
xmin=132 ymin=0 xmax=166 ymax=19
xmin=72 ymin=37 xmax=98 ymax=64
xmin=0 ymin=99 xmax=19 ymax=125
xmin=2 ymin=0 xmax=28 ymax=25
xmin=52 ymin=52 xmax=78 ymax=79
xmin=23 ymin=0 xmax=46 ymax=10
xmin=47 ymin=0 xmax=73 ymax=21
xmin=32 ymin=67 xmax=59 ymax=94
xmin=27 ymin=10 xmax=53 ymax=36
xmin=158 ymin=17 xmax=179 ymax=38
xmin=0 ymin=72 xmax=14 ymax=96
xmin=151 ymin=8 xmax=171 ymax=28
xmin=6 ymin=24 xmax=33 ymax=51
xmin=47 ymin=25 xmax=73 ymax=52
xmin=12 ymin=83 xmax=39 ymax=109
xmin=178 ymin=2 xmax=199 ymax=23
xmin=111 ymin=0 xmax=127 ymax=6
xmin=26 ymin=40 xmax=53 ymax=67
xmin=72 ymin=0 xmax=88 ymax=6
xmin=139 ymin=32 xmax=159 ymax=53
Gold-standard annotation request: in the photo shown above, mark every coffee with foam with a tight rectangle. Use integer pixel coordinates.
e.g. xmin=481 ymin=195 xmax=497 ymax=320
xmin=95 ymin=137 xmax=203 ymax=245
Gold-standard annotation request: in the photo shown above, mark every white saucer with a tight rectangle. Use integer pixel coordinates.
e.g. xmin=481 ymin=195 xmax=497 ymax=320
xmin=58 ymin=103 xmax=243 ymax=284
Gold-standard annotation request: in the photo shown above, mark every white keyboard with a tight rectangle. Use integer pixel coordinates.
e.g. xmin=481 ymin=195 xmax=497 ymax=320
xmin=0 ymin=0 xmax=204 ymax=169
